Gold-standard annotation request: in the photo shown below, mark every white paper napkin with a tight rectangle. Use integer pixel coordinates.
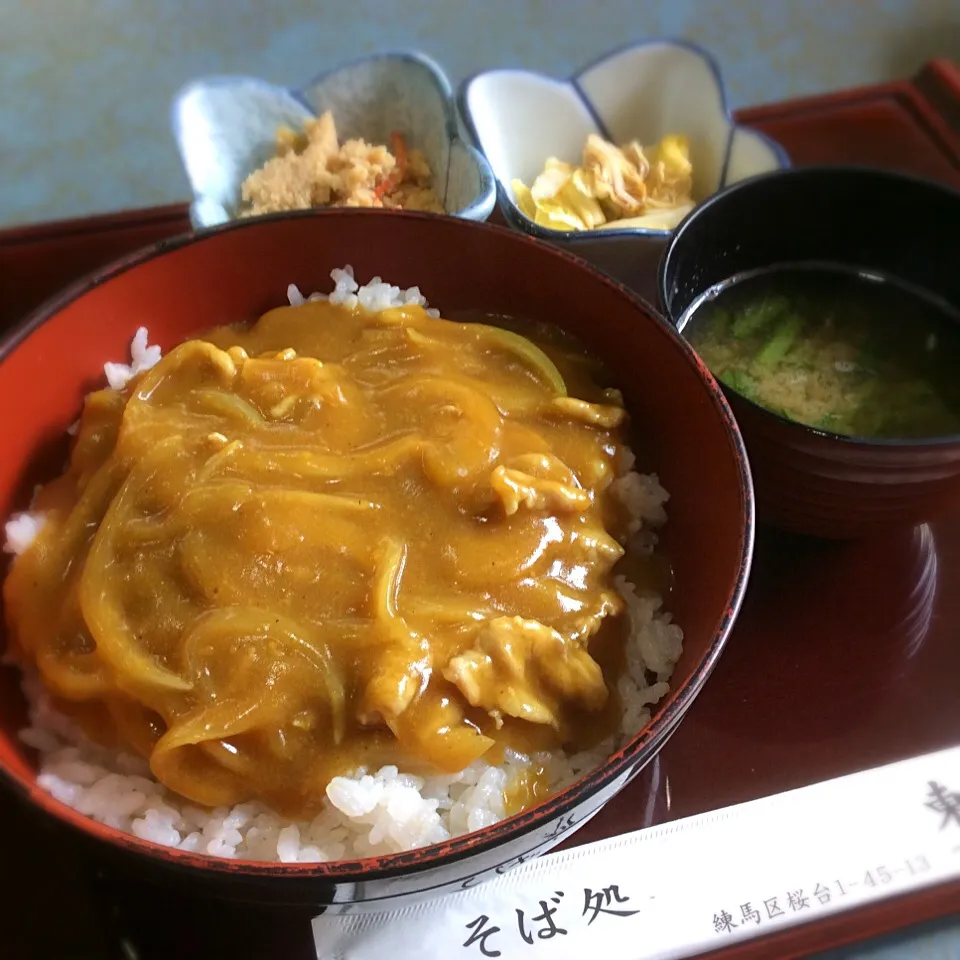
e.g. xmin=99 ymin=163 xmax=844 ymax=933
xmin=313 ymin=746 xmax=960 ymax=959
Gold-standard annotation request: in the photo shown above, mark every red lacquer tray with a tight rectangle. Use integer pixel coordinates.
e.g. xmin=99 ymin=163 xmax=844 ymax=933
xmin=3 ymin=61 xmax=960 ymax=960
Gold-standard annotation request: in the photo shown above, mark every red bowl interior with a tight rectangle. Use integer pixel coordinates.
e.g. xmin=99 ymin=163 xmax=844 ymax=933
xmin=0 ymin=209 xmax=753 ymax=880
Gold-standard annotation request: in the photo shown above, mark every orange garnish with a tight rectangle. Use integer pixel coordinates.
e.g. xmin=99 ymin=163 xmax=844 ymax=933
xmin=374 ymin=131 xmax=408 ymax=201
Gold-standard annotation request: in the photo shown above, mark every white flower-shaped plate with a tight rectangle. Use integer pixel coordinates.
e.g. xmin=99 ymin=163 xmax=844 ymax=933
xmin=459 ymin=39 xmax=789 ymax=244
xmin=172 ymin=51 xmax=497 ymax=230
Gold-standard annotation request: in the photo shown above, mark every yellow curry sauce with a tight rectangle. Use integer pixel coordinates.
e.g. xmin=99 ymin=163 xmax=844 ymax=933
xmin=4 ymin=300 xmax=641 ymax=819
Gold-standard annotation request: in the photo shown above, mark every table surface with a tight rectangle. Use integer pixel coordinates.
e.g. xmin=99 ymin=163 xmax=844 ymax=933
xmin=2 ymin=62 xmax=960 ymax=960
xmin=4 ymin=0 xmax=960 ymax=230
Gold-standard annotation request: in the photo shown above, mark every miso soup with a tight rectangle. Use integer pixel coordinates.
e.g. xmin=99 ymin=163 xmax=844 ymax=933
xmin=682 ymin=264 xmax=960 ymax=440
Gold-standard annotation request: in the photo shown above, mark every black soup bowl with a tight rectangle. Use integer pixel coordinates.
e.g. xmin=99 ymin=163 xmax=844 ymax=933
xmin=658 ymin=165 xmax=960 ymax=539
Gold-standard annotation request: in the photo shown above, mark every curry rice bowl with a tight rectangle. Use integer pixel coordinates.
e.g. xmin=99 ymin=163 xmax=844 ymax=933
xmin=2 ymin=266 xmax=683 ymax=864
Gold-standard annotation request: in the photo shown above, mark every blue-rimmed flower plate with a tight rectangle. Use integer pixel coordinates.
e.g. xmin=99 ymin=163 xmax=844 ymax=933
xmin=173 ymin=51 xmax=497 ymax=230
xmin=459 ymin=39 xmax=789 ymax=294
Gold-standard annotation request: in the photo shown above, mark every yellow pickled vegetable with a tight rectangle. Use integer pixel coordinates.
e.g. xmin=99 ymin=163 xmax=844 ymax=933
xmin=511 ymin=132 xmax=694 ymax=233
xmin=646 ymin=135 xmax=694 ymax=208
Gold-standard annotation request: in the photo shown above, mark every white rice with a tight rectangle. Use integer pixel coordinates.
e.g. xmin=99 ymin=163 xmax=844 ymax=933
xmin=2 ymin=511 xmax=46 ymax=556
xmin=4 ymin=265 xmax=683 ymax=862
xmin=103 ymin=326 xmax=163 ymax=391
xmin=287 ymin=264 xmax=440 ymax=318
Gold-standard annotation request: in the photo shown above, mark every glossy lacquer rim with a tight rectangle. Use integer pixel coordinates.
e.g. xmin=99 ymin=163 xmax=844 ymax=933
xmin=0 ymin=208 xmax=755 ymax=888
